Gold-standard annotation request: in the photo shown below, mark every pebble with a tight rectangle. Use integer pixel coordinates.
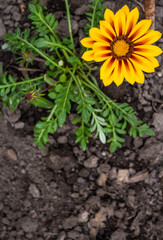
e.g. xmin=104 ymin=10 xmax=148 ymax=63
xmin=97 ymin=173 xmax=107 ymax=186
xmin=57 ymin=231 xmax=66 ymax=240
xmin=14 ymin=121 xmax=25 ymax=129
xmin=57 ymin=135 xmax=67 ymax=144
xmin=7 ymin=148 xmax=17 ymax=161
xmin=109 ymin=167 xmax=117 ymax=180
xmin=63 ymin=216 xmax=78 ymax=229
xmin=75 ymin=5 xmax=90 ymax=15
xmin=84 ymin=155 xmax=99 ymax=168
xmin=29 ymin=184 xmax=40 ymax=198
xmin=78 ymin=211 xmax=89 ymax=223
xmin=21 ymin=217 xmax=38 ymax=233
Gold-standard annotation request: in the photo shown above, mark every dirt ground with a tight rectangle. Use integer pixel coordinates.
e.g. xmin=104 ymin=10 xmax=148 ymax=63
xmin=0 ymin=0 xmax=163 ymax=239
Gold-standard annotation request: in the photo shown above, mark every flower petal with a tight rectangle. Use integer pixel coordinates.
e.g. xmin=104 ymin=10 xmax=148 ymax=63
xmin=121 ymin=5 xmax=130 ymax=19
xmin=134 ymin=45 xmax=163 ymax=57
xmin=125 ymin=7 xmax=139 ymax=36
xmin=100 ymin=57 xmax=116 ymax=79
xmin=134 ymin=30 xmax=162 ymax=45
xmin=89 ymin=27 xmax=109 ymax=43
xmin=113 ymin=60 xmax=124 ymax=86
xmin=147 ymin=57 xmax=159 ymax=68
xmin=128 ymin=19 xmax=151 ymax=42
xmin=94 ymin=51 xmax=111 ymax=62
xmin=104 ymin=9 xmax=115 ymax=29
xmin=130 ymin=61 xmax=145 ymax=83
xmin=81 ymin=50 xmax=94 ymax=61
xmin=100 ymin=21 xmax=116 ymax=41
xmin=129 ymin=53 xmax=155 ymax=72
xmin=93 ymin=41 xmax=110 ymax=51
xmin=102 ymin=69 xmax=114 ymax=86
xmin=122 ymin=60 xmax=135 ymax=84
xmin=114 ymin=8 xmax=126 ymax=36
xmin=80 ymin=37 xmax=96 ymax=48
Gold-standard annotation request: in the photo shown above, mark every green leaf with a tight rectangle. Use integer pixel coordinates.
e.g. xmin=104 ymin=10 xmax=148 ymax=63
xmin=59 ymin=74 xmax=67 ymax=83
xmin=68 ymin=56 xmax=81 ymax=65
xmin=31 ymin=97 xmax=54 ymax=109
xmin=48 ymin=92 xmax=57 ymax=99
xmin=58 ymin=109 xmax=66 ymax=127
xmin=55 ymin=84 xmax=63 ymax=92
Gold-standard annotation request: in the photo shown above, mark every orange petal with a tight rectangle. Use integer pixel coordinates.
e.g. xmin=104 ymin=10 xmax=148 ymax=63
xmin=121 ymin=5 xmax=130 ymax=19
xmin=134 ymin=30 xmax=162 ymax=45
xmin=104 ymin=9 xmax=115 ymax=29
xmin=134 ymin=45 xmax=163 ymax=57
xmin=114 ymin=8 xmax=126 ymax=36
xmin=94 ymin=51 xmax=111 ymax=62
xmin=125 ymin=7 xmax=139 ymax=36
xmin=129 ymin=53 xmax=155 ymax=73
xmin=128 ymin=19 xmax=151 ymax=42
xmin=89 ymin=27 xmax=109 ymax=43
xmin=122 ymin=60 xmax=135 ymax=84
xmin=100 ymin=21 xmax=116 ymax=41
xmin=100 ymin=57 xmax=117 ymax=79
xmin=81 ymin=50 xmax=94 ymax=61
xmin=102 ymin=69 xmax=114 ymax=86
xmin=93 ymin=41 xmax=110 ymax=51
xmin=113 ymin=60 xmax=124 ymax=86
xmin=80 ymin=37 xmax=96 ymax=48
xmin=146 ymin=57 xmax=159 ymax=68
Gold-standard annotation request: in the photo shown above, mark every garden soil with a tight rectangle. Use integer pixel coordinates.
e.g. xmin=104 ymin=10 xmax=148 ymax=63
xmin=0 ymin=0 xmax=163 ymax=239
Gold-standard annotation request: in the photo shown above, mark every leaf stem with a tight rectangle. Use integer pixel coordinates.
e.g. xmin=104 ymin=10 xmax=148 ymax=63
xmin=64 ymin=0 xmax=76 ymax=54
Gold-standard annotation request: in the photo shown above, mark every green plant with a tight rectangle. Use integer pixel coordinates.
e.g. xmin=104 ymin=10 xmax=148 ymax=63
xmin=1 ymin=0 xmax=154 ymax=152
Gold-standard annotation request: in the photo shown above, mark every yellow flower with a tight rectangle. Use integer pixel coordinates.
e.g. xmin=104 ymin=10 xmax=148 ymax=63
xmin=80 ymin=5 xmax=162 ymax=86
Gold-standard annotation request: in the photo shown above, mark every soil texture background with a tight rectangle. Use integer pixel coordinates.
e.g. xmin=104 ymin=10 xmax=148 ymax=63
xmin=0 ymin=0 xmax=163 ymax=239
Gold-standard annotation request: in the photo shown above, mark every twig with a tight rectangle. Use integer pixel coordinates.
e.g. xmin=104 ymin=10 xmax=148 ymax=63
xmin=133 ymin=0 xmax=145 ymax=12
xmin=143 ymin=0 xmax=155 ymax=29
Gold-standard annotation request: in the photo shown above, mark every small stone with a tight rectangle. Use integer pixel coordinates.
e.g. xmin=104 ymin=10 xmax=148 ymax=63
xmin=14 ymin=121 xmax=25 ymax=129
xmin=63 ymin=216 xmax=77 ymax=229
xmin=68 ymin=231 xmax=80 ymax=239
xmin=57 ymin=231 xmax=66 ymax=240
xmin=75 ymin=5 xmax=90 ymax=15
xmin=153 ymin=112 xmax=163 ymax=139
xmin=29 ymin=184 xmax=40 ymax=198
xmin=117 ymin=169 xmax=129 ymax=182
xmin=98 ymin=163 xmax=111 ymax=173
xmin=2 ymin=218 xmax=10 ymax=225
xmin=78 ymin=211 xmax=89 ymax=223
xmin=57 ymin=135 xmax=67 ymax=144
xmin=97 ymin=173 xmax=107 ymax=186
xmin=84 ymin=155 xmax=99 ymax=168
xmin=7 ymin=148 xmax=17 ymax=161
xmin=134 ymin=137 xmax=143 ymax=149
xmin=21 ymin=217 xmax=38 ymax=233
xmin=109 ymin=167 xmax=117 ymax=180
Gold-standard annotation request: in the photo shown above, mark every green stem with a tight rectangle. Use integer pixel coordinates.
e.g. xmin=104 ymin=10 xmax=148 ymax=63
xmin=0 ymin=75 xmax=44 ymax=89
xmin=37 ymin=105 xmax=58 ymax=143
xmin=78 ymin=70 xmax=135 ymax=125
xmin=91 ymin=0 xmax=101 ymax=28
xmin=64 ymin=0 xmax=76 ymax=54
xmin=46 ymin=41 xmax=75 ymax=57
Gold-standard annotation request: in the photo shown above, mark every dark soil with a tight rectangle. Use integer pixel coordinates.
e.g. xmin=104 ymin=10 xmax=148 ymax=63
xmin=0 ymin=0 xmax=163 ymax=240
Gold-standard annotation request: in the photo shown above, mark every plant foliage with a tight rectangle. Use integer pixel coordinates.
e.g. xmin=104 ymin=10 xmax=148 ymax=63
xmin=1 ymin=0 xmax=154 ymax=153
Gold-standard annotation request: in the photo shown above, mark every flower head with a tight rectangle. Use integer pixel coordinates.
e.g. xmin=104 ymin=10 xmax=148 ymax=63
xmin=80 ymin=5 xmax=162 ymax=86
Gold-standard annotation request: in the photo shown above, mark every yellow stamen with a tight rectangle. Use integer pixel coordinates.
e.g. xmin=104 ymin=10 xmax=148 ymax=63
xmin=113 ymin=39 xmax=129 ymax=57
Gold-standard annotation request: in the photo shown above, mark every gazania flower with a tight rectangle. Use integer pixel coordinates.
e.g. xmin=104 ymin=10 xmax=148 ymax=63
xmin=80 ymin=5 xmax=162 ymax=86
